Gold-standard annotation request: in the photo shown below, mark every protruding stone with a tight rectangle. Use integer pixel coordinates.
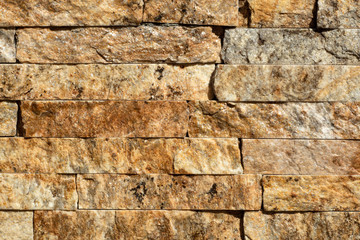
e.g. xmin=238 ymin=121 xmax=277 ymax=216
xmin=318 ymin=0 xmax=360 ymax=28
xmin=0 ymin=174 xmax=77 ymax=210
xmin=17 ymin=27 xmax=221 ymax=63
xmin=0 ymin=29 xmax=15 ymax=62
xmin=0 ymin=102 xmax=17 ymax=136
xmin=0 ymin=212 xmax=33 ymax=240
xmin=78 ymin=174 xmax=261 ymax=210
xmin=263 ymin=175 xmax=360 ymax=211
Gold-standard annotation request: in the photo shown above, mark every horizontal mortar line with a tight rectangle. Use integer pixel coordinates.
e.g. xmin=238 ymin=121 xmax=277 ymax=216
xmin=260 ymin=174 xmax=360 ymax=176
xmin=4 ymin=100 xmax=360 ymax=103
xmin=222 ymin=63 xmax=360 ymax=66
xmin=76 ymin=208 xmax=259 ymax=211
xmin=211 ymin=101 xmax=360 ymax=103
xmin=0 ymin=62 xmax=216 ymax=66
xmin=0 ymin=173 xmax=251 ymax=176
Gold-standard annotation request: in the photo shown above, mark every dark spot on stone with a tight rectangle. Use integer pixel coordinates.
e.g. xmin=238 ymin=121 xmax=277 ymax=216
xmin=130 ymin=181 xmax=147 ymax=203
xmin=155 ymin=66 xmax=165 ymax=80
xmin=207 ymin=183 xmax=217 ymax=201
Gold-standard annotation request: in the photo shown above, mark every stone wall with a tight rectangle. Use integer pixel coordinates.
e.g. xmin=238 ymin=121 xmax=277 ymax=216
xmin=0 ymin=0 xmax=359 ymax=239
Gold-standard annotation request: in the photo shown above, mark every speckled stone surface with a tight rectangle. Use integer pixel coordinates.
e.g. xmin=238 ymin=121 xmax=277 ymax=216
xmin=318 ymin=0 xmax=360 ymax=28
xmin=0 ymin=212 xmax=33 ymax=240
xmin=0 ymin=29 xmax=15 ymax=62
xmin=0 ymin=102 xmax=17 ymax=136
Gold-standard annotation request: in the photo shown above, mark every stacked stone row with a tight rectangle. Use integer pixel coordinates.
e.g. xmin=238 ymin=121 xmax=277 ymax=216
xmin=0 ymin=0 xmax=359 ymax=239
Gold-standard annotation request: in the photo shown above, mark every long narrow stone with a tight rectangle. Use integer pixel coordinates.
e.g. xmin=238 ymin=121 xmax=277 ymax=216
xmin=318 ymin=0 xmax=360 ymax=28
xmin=0 ymin=64 xmax=214 ymax=100
xmin=188 ymin=101 xmax=360 ymax=139
xmin=263 ymin=175 xmax=360 ymax=211
xmin=0 ymin=29 xmax=15 ymax=62
xmin=21 ymin=101 xmax=189 ymax=138
xmin=0 ymin=102 xmax=17 ymax=136
xmin=214 ymin=65 xmax=360 ymax=101
xmin=17 ymin=26 xmax=221 ymax=64
xmin=0 ymin=212 xmax=33 ymax=240
xmin=78 ymin=174 xmax=261 ymax=210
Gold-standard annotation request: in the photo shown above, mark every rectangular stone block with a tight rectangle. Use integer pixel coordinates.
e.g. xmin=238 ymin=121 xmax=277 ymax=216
xmin=243 ymin=139 xmax=360 ymax=175
xmin=0 ymin=102 xmax=17 ymax=136
xmin=0 ymin=0 xmax=143 ymax=26
xmin=0 ymin=174 xmax=77 ymax=210
xmin=263 ymin=175 xmax=360 ymax=211
xmin=245 ymin=211 xmax=360 ymax=240
xmin=318 ymin=0 xmax=360 ymax=28
xmin=222 ymin=29 xmax=360 ymax=64
xmin=214 ymin=65 xmax=360 ymax=101
xmin=21 ymin=101 xmax=188 ymax=138
xmin=0 ymin=212 xmax=33 ymax=240
xmin=189 ymin=101 xmax=360 ymax=139
xmin=0 ymin=29 xmax=15 ymax=62
xmin=0 ymin=64 xmax=214 ymax=100
xmin=78 ymin=174 xmax=261 ymax=210
xmin=143 ymin=0 xmax=238 ymax=26
xmin=17 ymin=26 xmax=221 ymax=64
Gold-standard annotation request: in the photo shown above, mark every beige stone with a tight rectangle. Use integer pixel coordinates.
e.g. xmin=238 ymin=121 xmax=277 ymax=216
xmin=318 ymin=0 xmax=360 ymax=28
xmin=17 ymin=27 xmax=221 ymax=64
xmin=0 ymin=174 xmax=77 ymax=210
xmin=214 ymin=65 xmax=360 ymax=101
xmin=0 ymin=29 xmax=15 ymax=62
xmin=0 ymin=102 xmax=17 ymax=136
xmin=243 ymin=139 xmax=360 ymax=175
xmin=21 ymin=101 xmax=188 ymax=138
xmin=0 ymin=212 xmax=33 ymax=240
xmin=78 ymin=174 xmax=261 ymax=210
xmin=188 ymin=101 xmax=360 ymax=139
xmin=263 ymin=175 xmax=360 ymax=211
xmin=143 ymin=0 xmax=238 ymax=26
xmin=0 ymin=64 xmax=214 ymax=100
xmin=245 ymin=211 xmax=360 ymax=240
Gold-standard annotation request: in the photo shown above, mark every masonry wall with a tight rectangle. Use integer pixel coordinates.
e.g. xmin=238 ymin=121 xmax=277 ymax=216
xmin=0 ymin=1 xmax=360 ymax=239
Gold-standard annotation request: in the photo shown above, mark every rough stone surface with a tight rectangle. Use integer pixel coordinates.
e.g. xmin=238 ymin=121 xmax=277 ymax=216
xmin=0 ymin=0 xmax=143 ymax=27
xmin=244 ymin=211 xmax=360 ymax=240
xmin=214 ymin=65 xmax=360 ymax=101
xmin=0 ymin=212 xmax=33 ymax=240
xmin=248 ymin=0 xmax=316 ymax=27
xmin=318 ymin=0 xmax=360 ymax=28
xmin=263 ymin=175 xmax=360 ymax=211
xmin=222 ymin=28 xmax=360 ymax=64
xmin=0 ymin=102 xmax=17 ymax=136
xmin=238 ymin=0 xmax=250 ymax=26
xmin=243 ymin=139 xmax=360 ymax=175
xmin=0 ymin=29 xmax=15 ymax=62
xmin=143 ymin=0 xmax=238 ymax=26
xmin=188 ymin=101 xmax=360 ymax=139
xmin=78 ymin=174 xmax=261 ymax=210
xmin=0 ymin=174 xmax=77 ymax=210
xmin=0 ymin=64 xmax=214 ymax=100
xmin=21 ymin=101 xmax=188 ymax=138
xmin=17 ymin=27 xmax=221 ymax=64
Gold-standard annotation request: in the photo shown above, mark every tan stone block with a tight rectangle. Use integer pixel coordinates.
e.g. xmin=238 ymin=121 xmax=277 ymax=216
xmin=0 ymin=212 xmax=33 ymax=240
xmin=0 ymin=102 xmax=17 ymax=136
xmin=0 ymin=29 xmax=15 ymax=62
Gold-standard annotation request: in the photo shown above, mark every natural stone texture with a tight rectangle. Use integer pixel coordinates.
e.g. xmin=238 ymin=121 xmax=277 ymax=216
xmin=318 ymin=0 xmax=360 ymax=28
xmin=0 ymin=64 xmax=214 ymax=100
xmin=115 ymin=211 xmax=241 ymax=239
xmin=248 ymin=0 xmax=316 ymax=27
xmin=243 ymin=139 xmax=360 ymax=175
xmin=222 ymin=28 xmax=360 ymax=64
xmin=244 ymin=211 xmax=360 ymax=240
xmin=17 ymin=27 xmax=221 ymax=64
xmin=21 ymin=101 xmax=188 ymax=138
xmin=143 ymin=0 xmax=238 ymax=26
xmin=34 ymin=211 xmax=115 ymax=240
xmin=0 ymin=174 xmax=77 ymax=210
xmin=0 ymin=0 xmax=143 ymax=26
xmin=78 ymin=174 xmax=261 ymax=210
xmin=214 ymin=65 xmax=360 ymax=101
xmin=238 ymin=0 xmax=250 ymax=26
xmin=263 ymin=175 xmax=360 ymax=211
xmin=0 ymin=212 xmax=33 ymax=240
xmin=188 ymin=101 xmax=360 ymax=139
xmin=0 ymin=102 xmax=17 ymax=136
xmin=0 ymin=29 xmax=15 ymax=62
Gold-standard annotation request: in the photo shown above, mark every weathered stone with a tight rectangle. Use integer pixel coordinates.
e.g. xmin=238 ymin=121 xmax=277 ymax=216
xmin=214 ymin=65 xmax=360 ymax=101
xmin=34 ymin=211 xmax=115 ymax=240
xmin=0 ymin=212 xmax=33 ymax=240
xmin=248 ymin=0 xmax=316 ymax=27
xmin=245 ymin=211 xmax=360 ymax=240
xmin=0 ymin=64 xmax=214 ymax=100
xmin=188 ymin=101 xmax=360 ymax=138
xmin=0 ymin=102 xmax=17 ymax=136
xmin=263 ymin=175 xmax=360 ymax=211
xmin=21 ymin=101 xmax=188 ymax=138
xmin=222 ymin=29 xmax=360 ymax=64
xmin=0 ymin=29 xmax=15 ymax=62
xmin=78 ymin=174 xmax=261 ymax=210
xmin=0 ymin=0 xmax=143 ymax=26
xmin=143 ymin=0 xmax=238 ymax=26
xmin=318 ymin=0 xmax=360 ymax=28
xmin=0 ymin=174 xmax=77 ymax=210
xmin=17 ymin=27 xmax=221 ymax=64
xmin=115 ymin=211 xmax=241 ymax=239
xmin=238 ymin=0 xmax=250 ymax=26
xmin=243 ymin=139 xmax=360 ymax=175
